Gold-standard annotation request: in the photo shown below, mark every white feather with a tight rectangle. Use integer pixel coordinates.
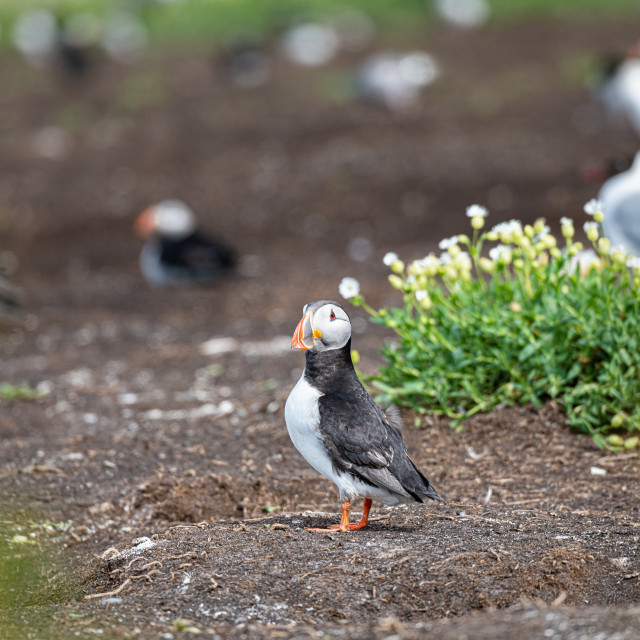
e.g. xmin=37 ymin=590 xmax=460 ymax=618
xmin=285 ymin=373 xmax=411 ymax=506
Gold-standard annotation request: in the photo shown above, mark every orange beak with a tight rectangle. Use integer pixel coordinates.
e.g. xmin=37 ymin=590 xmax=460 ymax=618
xmin=628 ymin=41 xmax=640 ymax=59
xmin=291 ymin=311 xmax=315 ymax=350
xmin=579 ymin=164 xmax=606 ymax=183
xmin=134 ymin=207 xmax=156 ymax=238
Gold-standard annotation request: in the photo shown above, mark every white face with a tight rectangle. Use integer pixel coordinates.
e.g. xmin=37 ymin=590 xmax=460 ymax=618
xmin=309 ymin=303 xmax=351 ymax=352
xmin=152 ymin=200 xmax=196 ymax=239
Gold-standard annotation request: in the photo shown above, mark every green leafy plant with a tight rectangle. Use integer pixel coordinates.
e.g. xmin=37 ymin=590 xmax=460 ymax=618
xmin=172 ymin=618 xmax=201 ymax=634
xmin=340 ymin=201 xmax=640 ymax=449
xmin=0 ymin=382 xmax=46 ymax=401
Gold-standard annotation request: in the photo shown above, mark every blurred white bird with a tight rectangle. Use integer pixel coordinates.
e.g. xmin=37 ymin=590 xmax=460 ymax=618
xmin=433 ymin=0 xmax=490 ymax=29
xmin=354 ymin=51 xmax=440 ymax=113
xmin=134 ymin=200 xmax=235 ymax=287
xmin=219 ymin=38 xmax=271 ymax=89
xmin=280 ymin=22 xmax=340 ymax=67
xmin=600 ymin=151 xmax=640 ymax=255
xmin=279 ymin=11 xmax=375 ymax=68
xmin=598 ymin=41 xmax=640 ymax=138
xmin=12 ymin=9 xmax=101 ymax=77
xmin=102 ymin=11 xmax=148 ymax=64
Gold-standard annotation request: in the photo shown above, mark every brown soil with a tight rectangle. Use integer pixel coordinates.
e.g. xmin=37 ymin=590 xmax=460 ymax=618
xmin=1 ymin=16 xmax=639 ymax=640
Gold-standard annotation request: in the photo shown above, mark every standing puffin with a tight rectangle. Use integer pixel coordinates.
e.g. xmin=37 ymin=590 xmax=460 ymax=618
xmin=134 ymin=200 xmax=235 ymax=287
xmin=285 ymin=300 xmax=441 ymax=532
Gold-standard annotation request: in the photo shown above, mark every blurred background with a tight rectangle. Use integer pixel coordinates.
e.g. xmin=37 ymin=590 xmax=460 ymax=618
xmin=0 ymin=0 xmax=639 ymax=362
xmin=0 ymin=4 xmax=638 ymax=629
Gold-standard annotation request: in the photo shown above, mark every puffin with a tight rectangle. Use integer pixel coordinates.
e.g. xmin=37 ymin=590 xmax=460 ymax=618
xmin=285 ymin=300 xmax=441 ymax=532
xmin=0 ymin=274 xmax=19 ymax=313
xmin=134 ymin=200 xmax=235 ymax=287
xmin=12 ymin=9 xmax=100 ymax=79
xmin=597 ymin=41 xmax=640 ymax=137
xmin=354 ymin=51 xmax=440 ymax=114
xmin=599 ymin=150 xmax=640 ymax=255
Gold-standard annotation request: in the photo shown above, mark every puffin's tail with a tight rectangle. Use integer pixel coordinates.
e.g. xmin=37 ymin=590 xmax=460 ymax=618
xmin=411 ymin=461 xmax=443 ymax=502
xmin=420 ymin=484 xmax=443 ymax=502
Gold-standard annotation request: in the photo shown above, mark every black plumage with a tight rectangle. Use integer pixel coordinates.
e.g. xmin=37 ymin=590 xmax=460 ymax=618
xmin=135 ymin=200 xmax=235 ymax=286
xmin=286 ymin=299 xmax=442 ymax=531
xmin=158 ymin=232 xmax=235 ymax=275
xmin=305 ymin=337 xmax=441 ymax=504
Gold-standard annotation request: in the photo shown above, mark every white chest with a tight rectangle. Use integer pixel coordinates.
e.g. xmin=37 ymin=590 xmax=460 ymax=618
xmin=140 ymin=243 xmax=165 ymax=286
xmin=284 ymin=375 xmax=338 ymax=483
xmin=284 ymin=374 xmax=410 ymax=506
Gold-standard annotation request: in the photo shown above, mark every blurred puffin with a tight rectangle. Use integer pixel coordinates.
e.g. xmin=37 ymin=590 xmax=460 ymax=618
xmin=11 ymin=9 xmax=101 ymax=79
xmin=580 ymin=152 xmax=634 ymax=183
xmin=0 ymin=253 xmax=20 ymax=313
xmin=598 ymin=40 xmax=640 ymax=137
xmin=0 ymin=275 xmax=19 ymax=314
xmin=285 ymin=300 xmax=441 ymax=532
xmin=599 ymin=151 xmax=640 ymax=255
xmin=218 ymin=37 xmax=271 ymax=89
xmin=134 ymin=200 xmax=235 ymax=287
xmin=354 ymin=51 xmax=440 ymax=114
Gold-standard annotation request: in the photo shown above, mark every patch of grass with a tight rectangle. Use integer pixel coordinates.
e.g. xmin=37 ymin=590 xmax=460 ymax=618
xmin=343 ymin=201 xmax=640 ymax=449
xmin=0 ymin=506 xmax=81 ymax=635
xmin=172 ymin=618 xmax=201 ymax=634
xmin=489 ymin=0 xmax=639 ymax=20
xmin=0 ymin=382 xmax=46 ymax=401
xmin=0 ymin=0 xmax=637 ymax=50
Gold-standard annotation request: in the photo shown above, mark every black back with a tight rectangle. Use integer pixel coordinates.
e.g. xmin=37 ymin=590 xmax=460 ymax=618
xmin=304 ymin=340 xmax=441 ymax=502
xmin=159 ymin=231 xmax=235 ymax=272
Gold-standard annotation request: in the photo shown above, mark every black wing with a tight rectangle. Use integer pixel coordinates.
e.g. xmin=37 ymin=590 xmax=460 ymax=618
xmin=160 ymin=232 xmax=234 ymax=271
xmin=318 ymin=385 xmax=440 ymax=502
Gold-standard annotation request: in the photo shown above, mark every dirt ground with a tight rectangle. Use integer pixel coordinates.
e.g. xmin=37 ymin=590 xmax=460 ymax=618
xmin=1 ymin=15 xmax=639 ymax=640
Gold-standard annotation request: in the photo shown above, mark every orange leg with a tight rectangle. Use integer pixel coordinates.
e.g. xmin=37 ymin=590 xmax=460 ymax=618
xmin=347 ymin=498 xmax=372 ymax=530
xmin=306 ymin=499 xmax=372 ymax=532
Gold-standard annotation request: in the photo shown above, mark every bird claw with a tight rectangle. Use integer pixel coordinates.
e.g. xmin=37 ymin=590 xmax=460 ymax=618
xmin=305 ymin=522 xmax=366 ymax=533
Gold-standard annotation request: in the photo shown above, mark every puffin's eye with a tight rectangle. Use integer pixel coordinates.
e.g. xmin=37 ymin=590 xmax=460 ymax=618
xmin=329 ymin=310 xmax=336 ymax=321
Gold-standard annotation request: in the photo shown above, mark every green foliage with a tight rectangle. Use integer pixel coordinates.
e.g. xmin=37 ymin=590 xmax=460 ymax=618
xmin=0 ymin=0 xmax=637 ymax=48
xmin=0 ymin=511 xmax=75 ymax=611
xmin=347 ymin=202 xmax=640 ymax=448
xmin=0 ymin=382 xmax=46 ymax=401
xmin=172 ymin=618 xmax=201 ymax=634
xmin=0 ymin=505 xmax=91 ymax=639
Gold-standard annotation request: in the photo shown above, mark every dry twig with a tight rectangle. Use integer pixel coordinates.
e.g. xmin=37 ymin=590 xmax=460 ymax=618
xmin=84 ymin=578 xmax=132 ymax=600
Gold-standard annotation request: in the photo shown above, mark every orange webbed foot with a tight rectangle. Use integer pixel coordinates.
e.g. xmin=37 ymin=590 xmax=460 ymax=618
xmin=305 ymin=499 xmax=372 ymax=533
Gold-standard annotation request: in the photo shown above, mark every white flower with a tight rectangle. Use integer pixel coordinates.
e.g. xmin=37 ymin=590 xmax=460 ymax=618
xmin=560 ymin=217 xmax=573 ymax=227
xmin=339 ymin=277 xmax=360 ymax=299
xmin=413 ymin=254 xmax=440 ymax=276
xmin=439 ymin=252 xmax=453 ymax=265
xmin=583 ymin=221 xmax=598 ymax=233
xmin=627 ymin=256 xmax=640 ymax=269
xmin=534 ymin=225 xmax=550 ymax=241
xmin=419 ymin=255 xmax=440 ymax=269
xmin=489 ymin=244 xmax=512 ymax=262
xmin=570 ymin=248 xmax=598 ymax=275
xmin=438 ymin=235 xmax=459 ymax=250
xmin=584 ymin=199 xmax=603 ymax=216
xmin=454 ymin=251 xmax=472 ymax=266
xmin=383 ymin=251 xmax=398 ymax=266
xmin=415 ymin=290 xmax=429 ymax=301
xmin=491 ymin=219 xmax=522 ymax=238
xmin=466 ymin=204 xmax=488 ymax=218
